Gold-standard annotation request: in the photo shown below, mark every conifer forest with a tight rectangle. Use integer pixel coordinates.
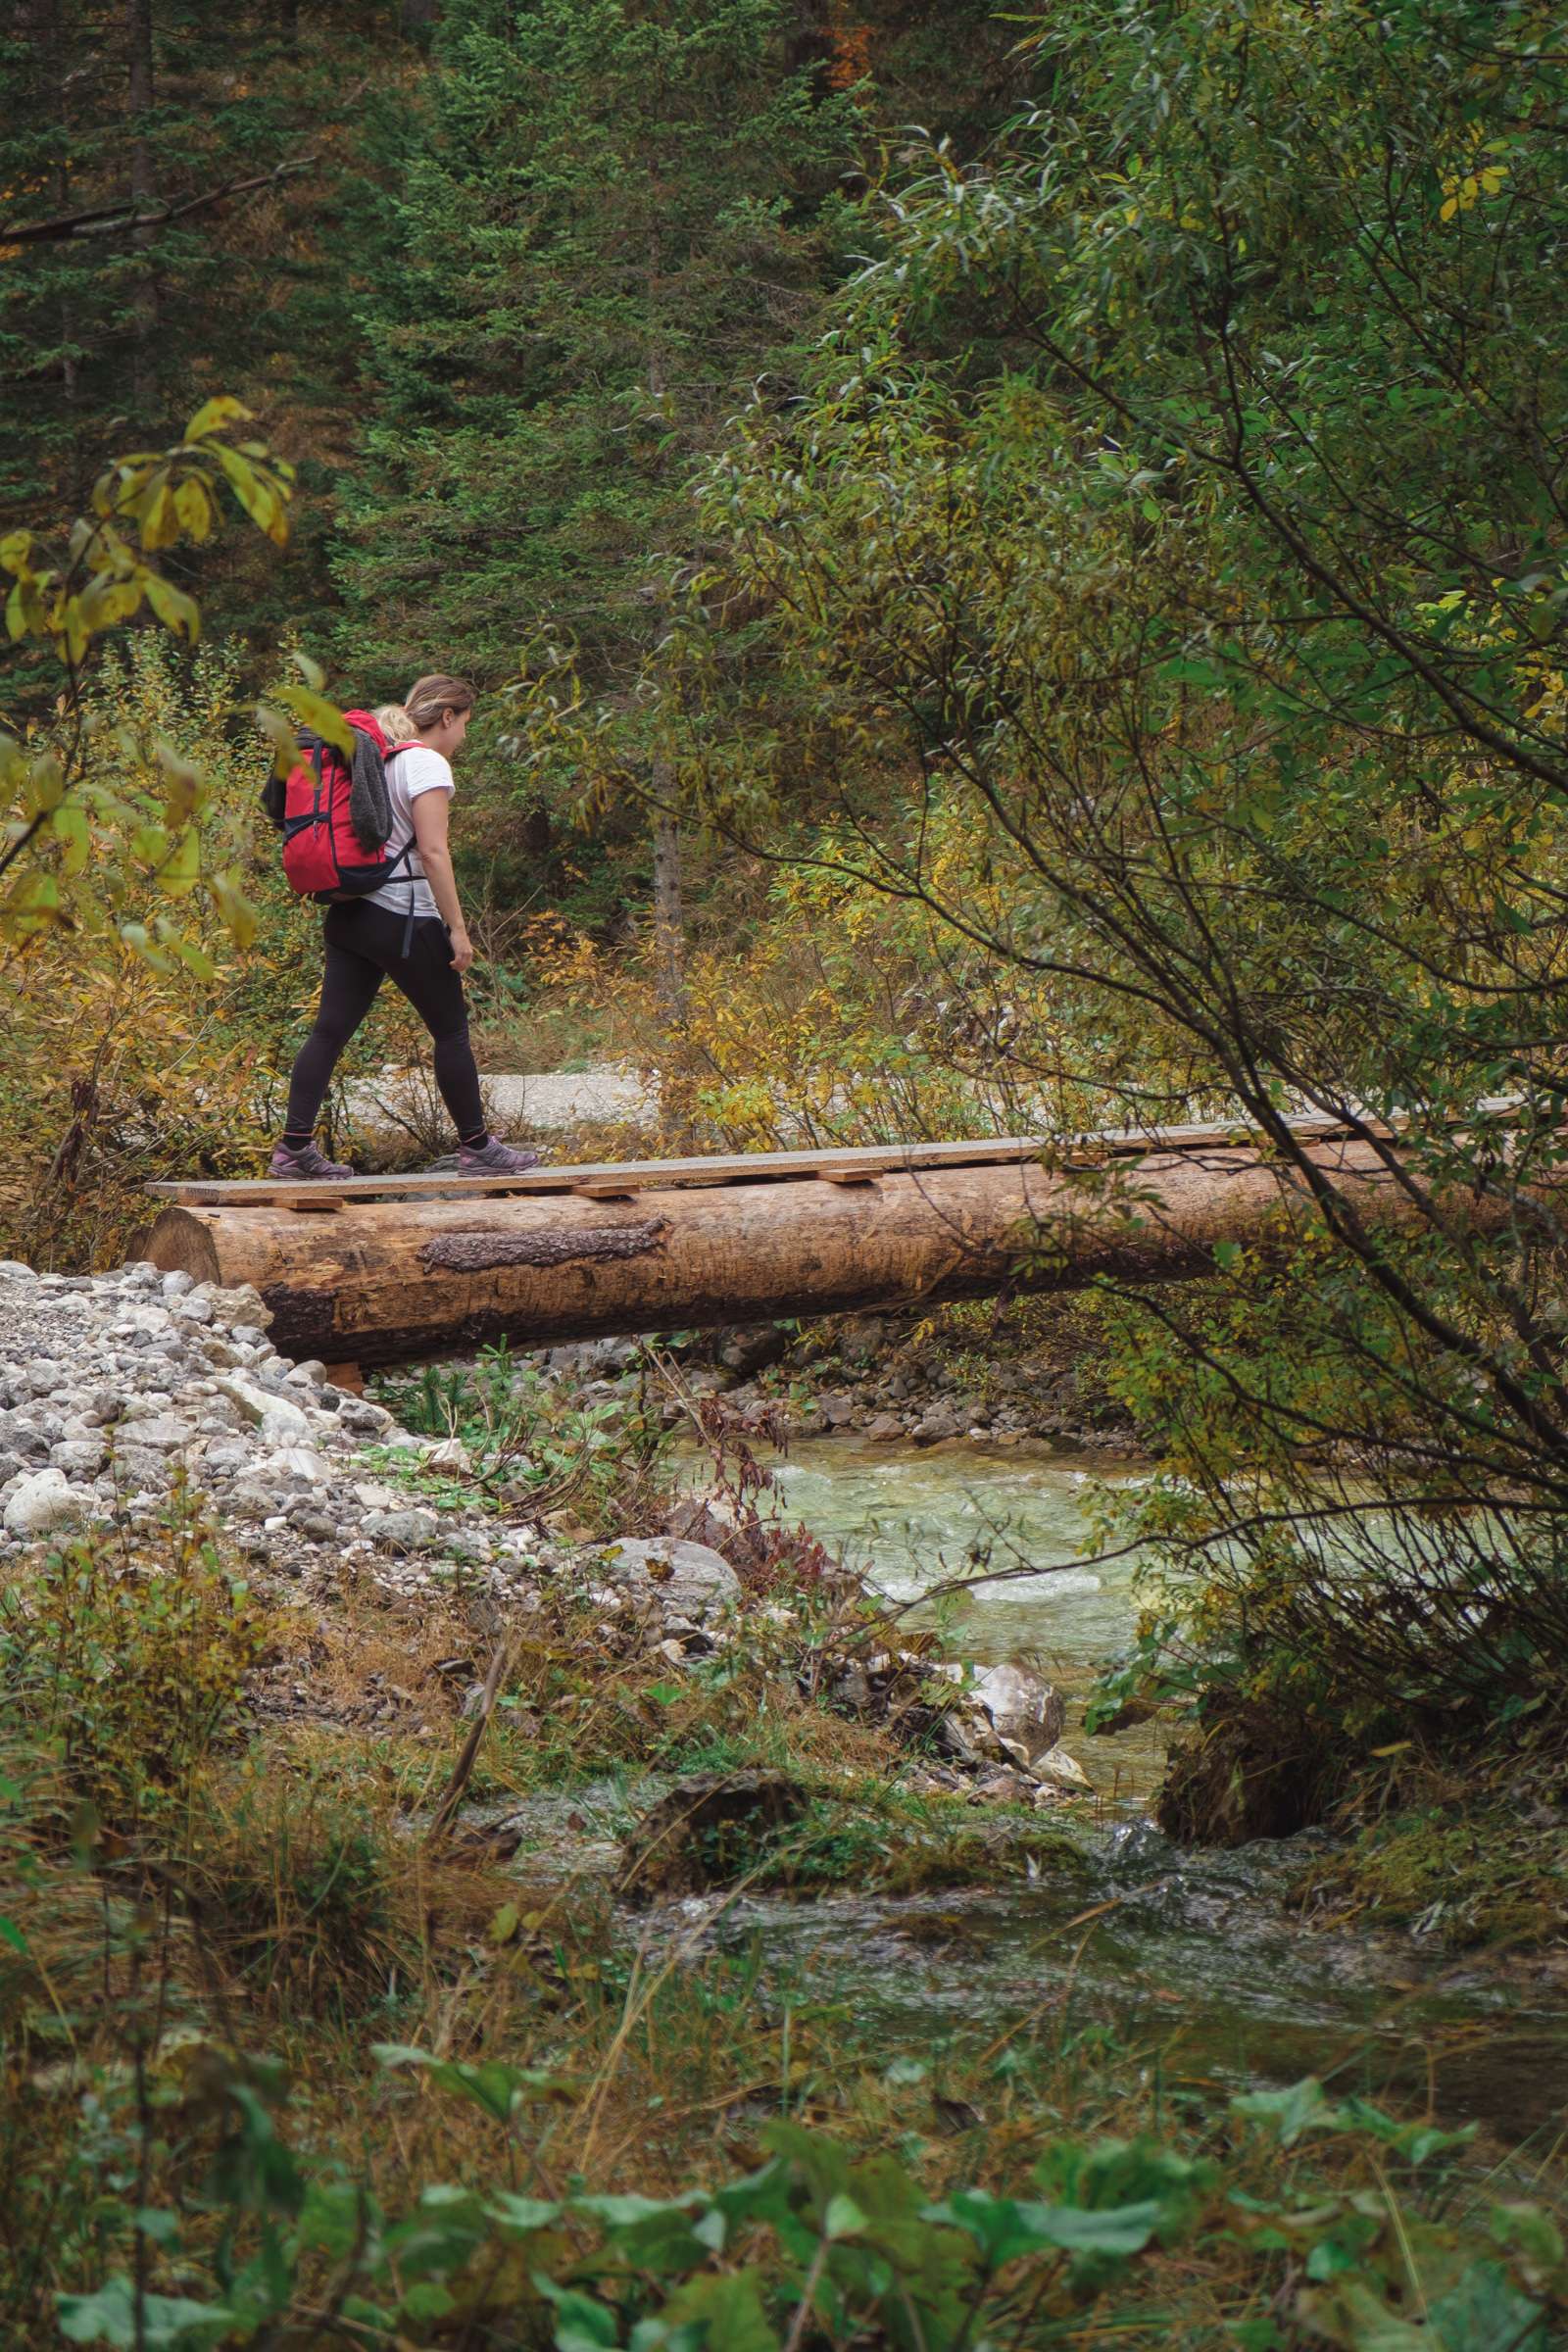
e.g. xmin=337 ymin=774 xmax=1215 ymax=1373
xmin=3 ymin=5 xmax=1568 ymax=2345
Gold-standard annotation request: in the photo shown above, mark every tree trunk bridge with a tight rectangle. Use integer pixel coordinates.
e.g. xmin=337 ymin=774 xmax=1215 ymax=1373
xmin=140 ymin=1113 xmax=1517 ymax=1374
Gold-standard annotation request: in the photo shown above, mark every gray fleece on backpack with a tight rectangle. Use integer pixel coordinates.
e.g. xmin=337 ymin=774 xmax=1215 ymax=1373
xmin=350 ymin=727 xmax=395 ymax=854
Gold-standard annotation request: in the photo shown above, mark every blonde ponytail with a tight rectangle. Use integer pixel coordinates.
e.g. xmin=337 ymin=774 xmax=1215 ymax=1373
xmin=403 ymin=672 xmax=476 ymax=732
xmin=374 ymin=703 xmax=415 ymax=740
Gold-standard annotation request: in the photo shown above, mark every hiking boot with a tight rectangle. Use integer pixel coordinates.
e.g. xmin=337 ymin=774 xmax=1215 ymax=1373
xmin=458 ymin=1136 xmax=544 ymax=1176
xmin=270 ymin=1141 xmax=353 ymax=1181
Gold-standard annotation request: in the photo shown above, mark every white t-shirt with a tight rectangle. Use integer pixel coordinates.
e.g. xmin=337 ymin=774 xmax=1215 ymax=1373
xmin=368 ymin=743 xmax=454 ymax=921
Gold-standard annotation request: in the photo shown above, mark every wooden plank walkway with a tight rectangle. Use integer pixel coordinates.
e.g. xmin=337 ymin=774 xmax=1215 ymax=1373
xmin=148 ymin=1112 xmax=1374 ymax=1211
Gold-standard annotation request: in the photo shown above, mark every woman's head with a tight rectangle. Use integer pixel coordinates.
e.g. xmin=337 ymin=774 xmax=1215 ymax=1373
xmin=377 ymin=672 xmax=475 ymax=759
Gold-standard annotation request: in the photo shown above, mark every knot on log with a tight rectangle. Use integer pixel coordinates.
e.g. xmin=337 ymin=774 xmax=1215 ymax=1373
xmin=418 ymin=1219 xmax=667 ymax=1276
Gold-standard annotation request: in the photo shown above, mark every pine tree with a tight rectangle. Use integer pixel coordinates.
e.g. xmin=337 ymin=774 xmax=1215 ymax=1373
xmin=334 ymin=0 xmax=861 ymax=982
xmin=0 ymin=1 xmax=393 ymax=707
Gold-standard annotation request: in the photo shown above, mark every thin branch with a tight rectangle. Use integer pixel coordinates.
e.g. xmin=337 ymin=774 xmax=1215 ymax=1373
xmin=1 ymin=158 xmax=317 ymax=246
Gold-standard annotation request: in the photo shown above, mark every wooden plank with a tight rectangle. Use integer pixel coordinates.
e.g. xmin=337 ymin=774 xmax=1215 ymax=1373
xmin=145 ymin=1112 xmax=1381 ymax=1211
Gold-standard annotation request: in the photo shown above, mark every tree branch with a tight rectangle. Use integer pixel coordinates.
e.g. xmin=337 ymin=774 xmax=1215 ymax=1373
xmin=1 ymin=158 xmax=317 ymax=247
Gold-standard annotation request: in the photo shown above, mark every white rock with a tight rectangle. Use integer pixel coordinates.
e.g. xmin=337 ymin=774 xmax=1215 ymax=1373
xmin=261 ymin=1446 xmax=334 ymax=1485
xmin=965 ymin=1663 xmax=1066 ymax=1762
xmin=161 ymin=1270 xmax=196 ymax=1298
xmin=4 ymin=1468 xmax=88 ymax=1537
xmin=596 ymin=1537 xmax=741 ymax=1622
xmin=51 ymin=1440 xmax=107 ymax=1477
xmin=422 ymin=1437 xmax=473 ymax=1474
xmin=1032 ymin=1745 xmax=1093 ymax=1793
xmin=121 ymin=1415 xmax=194 ymax=1451
xmin=217 ymin=1376 xmax=309 ymax=1442
xmin=258 ymin=1403 xmax=314 ymax=1448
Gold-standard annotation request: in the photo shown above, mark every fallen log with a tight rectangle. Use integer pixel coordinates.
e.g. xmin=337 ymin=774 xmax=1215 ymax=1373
xmin=141 ymin=1131 xmax=1536 ymax=1370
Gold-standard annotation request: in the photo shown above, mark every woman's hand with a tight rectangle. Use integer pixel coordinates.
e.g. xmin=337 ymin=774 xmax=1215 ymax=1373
xmin=449 ymin=927 xmax=475 ymax=974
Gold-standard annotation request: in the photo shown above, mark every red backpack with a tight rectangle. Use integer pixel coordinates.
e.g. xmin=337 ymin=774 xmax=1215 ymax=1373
xmin=263 ymin=708 xmax=419 ymax=903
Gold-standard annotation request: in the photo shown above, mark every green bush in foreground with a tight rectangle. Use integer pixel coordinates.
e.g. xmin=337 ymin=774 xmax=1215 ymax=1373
xmin=46 ymin=2043 xmax=1568 ymax=2350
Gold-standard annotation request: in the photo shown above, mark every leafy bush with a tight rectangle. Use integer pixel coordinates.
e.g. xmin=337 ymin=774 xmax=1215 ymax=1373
xmin=373 ymin=1341 xmax=674 ymax=1539
xmin=0 ymin=1504 xmax=268 ymax=1836
xmin=46 ymin=2039 xmax=1568 ymax=2349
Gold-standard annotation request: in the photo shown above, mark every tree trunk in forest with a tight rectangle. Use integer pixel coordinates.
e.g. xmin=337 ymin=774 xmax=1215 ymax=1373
xmin=651 ymin=796 xmax=687 ymax=1030
xmin=645 ymin=227 xmax=687 ymax=1033
xmin=143 ymin=1134 xmax=1548 ymax=1369
xmin=125 ymin=0 xmax=157 ymax=419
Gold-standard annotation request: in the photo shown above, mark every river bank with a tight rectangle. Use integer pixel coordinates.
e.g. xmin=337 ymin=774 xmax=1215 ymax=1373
xmin=3 ymin=1266 xmax=1566 ymax=2340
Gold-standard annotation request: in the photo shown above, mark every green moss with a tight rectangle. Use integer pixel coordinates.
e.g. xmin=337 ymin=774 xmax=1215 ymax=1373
xmin=1295 ymin=1797 xmax=1568 ymax=1952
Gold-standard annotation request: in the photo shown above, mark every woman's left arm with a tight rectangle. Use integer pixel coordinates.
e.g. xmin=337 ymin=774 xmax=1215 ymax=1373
xmin=411 ymin=790 xmax=473 ymax=971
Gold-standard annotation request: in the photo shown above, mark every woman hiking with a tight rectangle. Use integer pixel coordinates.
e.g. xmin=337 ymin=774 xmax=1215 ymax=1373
xmin=270 ymin=672 xmax=541 ymax=1180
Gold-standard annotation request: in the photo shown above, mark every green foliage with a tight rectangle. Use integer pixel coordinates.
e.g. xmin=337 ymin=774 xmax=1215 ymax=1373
xmin=336 ymin=0 xmax=864 ymax=923
xmin=0 ymin=1502 xmax=267 ymax=1835
xmin=372 ymin=1340 xmax=674 ymax=1537
xmin=0 ymin=635 xmax=388 ymax=1266
xmin=0 ymin=398 xmax=296 ymax=955
xmin=43 ymin=2036 xmax=1568 ymax=2349
xmin=688 ymin=0 xmax=1568 ymax=1791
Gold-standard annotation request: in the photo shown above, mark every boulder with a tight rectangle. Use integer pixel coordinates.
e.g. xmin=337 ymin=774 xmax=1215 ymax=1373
xmin=4 ymin=1467 xmax=89 ymax=1538
xmin=259 ymin=1405 xmax=315 ymax=1449
xmin=964 ymin=1663 xmax=1066 ymax=1763
xmin=1031 ymin=1745 xmax=1093 ymax=1793
xmin=595 ymin=1536 xmax=741 ymax=1622
xmin=912 ymin=1407 xmax=964 ymax=1445
xmin=620 ymin=1769 xmax=807 ymax=1895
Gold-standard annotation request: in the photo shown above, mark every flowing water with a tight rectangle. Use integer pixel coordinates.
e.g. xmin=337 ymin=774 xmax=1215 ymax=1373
xmin=644 ymin=1432 xmax=1568 ymax=2139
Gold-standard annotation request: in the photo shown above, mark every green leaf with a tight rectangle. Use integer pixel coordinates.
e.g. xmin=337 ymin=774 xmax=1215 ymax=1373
xmin=823 ymin=2192 xmax=867 ymax=2240
xmin=929 ymin=2188 xmax=1163 ymax=2265
xmin=533 ymin=2278 xmax=619 ymax=2352
xmin=57 ymin=2279 xmax=235 ymax=2347
xmin=1231 ymin=2078 xmax=1332 ymax=2149
xmin=649 ymin=2270 xmax=780 ymax=2352
xmin=489 ymin=2191 xmax=563 ymax=2235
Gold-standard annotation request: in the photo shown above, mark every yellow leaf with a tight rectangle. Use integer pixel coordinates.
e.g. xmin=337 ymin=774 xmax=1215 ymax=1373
xmin=278 ymin=684 xmax=353 ymax=758
xmin=156 ymin=825 xmax=202 ymax=899
xmin=173 ymin=475 xmax=214 ymax=542
xmin=212 ymin=445 xmax=290 ymax=547
xmin=255 ymin=701 xmax=302 ymax=777
xmin=184 ymin=395 xmax=252 ymax=441
xmin=144 ymin=571 xmax=201 ymax=644
xmin=208 ymin=870 xmax=258 ymax=949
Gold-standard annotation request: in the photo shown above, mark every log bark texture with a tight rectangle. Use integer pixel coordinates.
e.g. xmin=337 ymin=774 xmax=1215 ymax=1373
xmin=142 ymin=1137 xmax=1520 ymax=1369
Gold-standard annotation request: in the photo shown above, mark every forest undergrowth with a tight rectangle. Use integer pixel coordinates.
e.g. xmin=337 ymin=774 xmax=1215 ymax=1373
xmin=5 ymin=1455 xmax=1567 ymax=2351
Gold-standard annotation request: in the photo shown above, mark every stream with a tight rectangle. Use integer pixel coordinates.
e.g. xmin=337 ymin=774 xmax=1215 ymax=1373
xmin=527 ymin=1435 xmax=1567 ymax=2141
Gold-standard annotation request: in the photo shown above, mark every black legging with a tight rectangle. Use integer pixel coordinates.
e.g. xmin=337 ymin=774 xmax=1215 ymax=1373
xmin=283 ymin=900 xmax=487 ymax=1148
